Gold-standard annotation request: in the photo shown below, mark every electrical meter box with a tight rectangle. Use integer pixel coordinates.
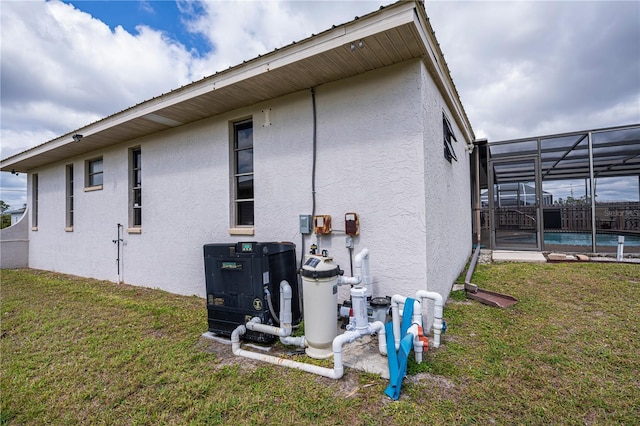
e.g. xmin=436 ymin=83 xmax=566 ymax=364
xmin=203 ymin=242 xmax=301 ymax=342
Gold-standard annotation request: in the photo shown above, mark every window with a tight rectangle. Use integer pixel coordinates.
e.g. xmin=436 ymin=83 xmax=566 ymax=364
xmin=232 ymin=119 xmax=254 ymax=226
xmin=32 ymin=173 xmax=38 ymax=229
xmin=66 ymin=164 xmax=74 ymax=229
xmin=129 ymin=147 xmax=142 ymax=228
xmin=86 ymin=157 xmax=103 ymax=188
xmin=443 ymin=113 xmax=458 ymax=163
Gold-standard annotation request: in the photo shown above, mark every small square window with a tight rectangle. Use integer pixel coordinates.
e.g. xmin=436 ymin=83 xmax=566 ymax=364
xmin=85 ymin=157 xmax=103 ymax=188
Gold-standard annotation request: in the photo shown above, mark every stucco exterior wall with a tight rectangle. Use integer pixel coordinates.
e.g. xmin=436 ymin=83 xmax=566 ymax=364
xmin=0 ymin=208 xmax=29 ymax=269
xmin=420 ymin=61 xmax=473 ymax=326
xmin=26 ymin=59 xmax=471 ymax=307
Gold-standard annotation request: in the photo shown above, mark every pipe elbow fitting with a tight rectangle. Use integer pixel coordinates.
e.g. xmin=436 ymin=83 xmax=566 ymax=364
xmin=280 ymin=280 xmax=292 ymax=299
xmin=338 ymin=276 xmax=361 ymax=286
xmin=354 ymin=248 xmax=369 ymax=266
xmin=280 ymin=335 xmax=306 ymax=348
xmin=416 ymin=290 xmax=444 ymax=307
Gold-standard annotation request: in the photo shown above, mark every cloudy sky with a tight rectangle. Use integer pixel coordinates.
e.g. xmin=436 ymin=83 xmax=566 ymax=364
xmin=1 ymin=0 xmax=639 ymax=209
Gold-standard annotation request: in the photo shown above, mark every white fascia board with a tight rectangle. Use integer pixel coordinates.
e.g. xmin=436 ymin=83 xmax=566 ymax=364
xmin=1 ymin=135 xmax=72 ymax=170
xmin=265 ymin=6 xmax=416 ymax=73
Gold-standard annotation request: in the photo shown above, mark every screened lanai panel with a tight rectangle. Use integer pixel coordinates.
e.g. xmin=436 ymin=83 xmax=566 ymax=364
xmin=488 ymin=124 xmax=640 ymax=254
xmin=491 ymin=125 xmax=640 ymax=182
xmin=592 ymin=126 xmax=640 ymax=178
xmin=491 ymin=158 xmax=540 ymax=250
xmin=541 ymin=134 xmax=590 ymax=180
xmin=489 ymin=139 xmax=537 ymax=158
xmin=592 ymin=126 xmax=640 ymax=252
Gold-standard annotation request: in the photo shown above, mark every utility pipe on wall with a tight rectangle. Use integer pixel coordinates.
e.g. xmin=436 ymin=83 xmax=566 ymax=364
xmin=112 ymin=223 xmax=123 ymax=283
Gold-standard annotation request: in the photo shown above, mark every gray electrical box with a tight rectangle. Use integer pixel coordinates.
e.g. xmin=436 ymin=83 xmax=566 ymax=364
xmin=299 ymin=215 xmax=312 ymax=234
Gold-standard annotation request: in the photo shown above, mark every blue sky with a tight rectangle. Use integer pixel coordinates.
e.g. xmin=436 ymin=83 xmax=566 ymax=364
xmin=67 ymin=1 xmax=211 ymax=54
xmin=1 ymin=0 xmax=639 ymax=208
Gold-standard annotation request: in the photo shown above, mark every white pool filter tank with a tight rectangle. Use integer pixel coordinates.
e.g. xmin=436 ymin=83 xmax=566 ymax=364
xmin=300 ymin=254 xmax=340 ymax=359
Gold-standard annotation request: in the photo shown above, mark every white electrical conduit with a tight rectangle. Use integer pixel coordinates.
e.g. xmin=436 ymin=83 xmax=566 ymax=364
xmin=248 ymin=281 xmax=305 ymax=347
xmin=232 ymin=321 xmax=387 ymax=380
xmin=337 ymin=248 xmax=372 ymax=297
xmin=415 ymin=290 xmax=444 ymax=348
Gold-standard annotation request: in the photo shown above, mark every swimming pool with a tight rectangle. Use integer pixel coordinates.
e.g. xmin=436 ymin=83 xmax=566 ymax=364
xmin=544 ymin=232 xmax=640 ymax=247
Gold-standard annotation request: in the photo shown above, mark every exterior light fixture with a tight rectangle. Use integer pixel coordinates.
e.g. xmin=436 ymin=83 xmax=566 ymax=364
xmin=11 ymin=169 xmax=19 ymax=176
xmin=72 ymin=134 xmax=83 ymax=142
xmin=350 ymin=40 xmax=364 ymax=51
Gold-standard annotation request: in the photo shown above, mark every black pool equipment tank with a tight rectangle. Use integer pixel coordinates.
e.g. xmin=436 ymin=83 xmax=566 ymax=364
xmin=203 ymin=242 xmax=301 ymax=343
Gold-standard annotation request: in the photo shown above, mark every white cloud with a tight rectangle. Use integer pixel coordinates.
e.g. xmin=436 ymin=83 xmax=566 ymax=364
xmin=1 ymin=0 xmax=638 ymax=176
xmin=0 ymin=0 xmax=395 ymax=208
xmin=427 ymin=1 xmax=640 ymax=141
xmin=1 ymin=0 xmax=391 ymax=149
xmin=1 ymin=0 xmax=194 ymax=136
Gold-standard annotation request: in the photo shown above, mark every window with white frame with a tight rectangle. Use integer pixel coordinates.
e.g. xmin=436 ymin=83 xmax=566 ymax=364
xmin=129 ymin=147 xmax=142 ymax=228
xmin=443 ymin=113 xmax=458 ymax=163
xmin=85 ymin=157 xmax=103 ymax=188
xmin=232 ymin=119 xmax=254 ymax=226
xmin=32 ymin=173 xmax=38 ymax=229
xmin=66 ymin=164 xmax=74 ymax=229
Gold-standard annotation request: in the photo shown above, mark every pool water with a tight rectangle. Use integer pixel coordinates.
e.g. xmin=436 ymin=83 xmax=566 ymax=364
xmin=544 ymin=232 xmax=640 ymax=247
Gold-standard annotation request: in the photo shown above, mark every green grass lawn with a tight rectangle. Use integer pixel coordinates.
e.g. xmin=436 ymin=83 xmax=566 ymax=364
xmin=1 ymin=263 xmax=639 ymax=425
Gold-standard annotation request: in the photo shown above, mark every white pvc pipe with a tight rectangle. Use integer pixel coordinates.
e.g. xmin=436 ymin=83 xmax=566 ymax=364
xmin=245 ymin=281 xmax=305 ymax=347
xmin=338 ymin=275 xmax=360 ymax=286
xmin=355 ymin=249 xmax=371 ymax=297
xmin=415 ymin=290 xmax=444 ymax=348
xmin=406 ymin=323 xmax=423 ymax=363
xmin=232 ymin=321 xmax=386 ymax=380
xmin=350 ymin=286 xmax=369 ymax=332
xmin=390 ymin=294 xmax=421 ymax=352
xmin=337 ymin=249 xmax=371 ymax=297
